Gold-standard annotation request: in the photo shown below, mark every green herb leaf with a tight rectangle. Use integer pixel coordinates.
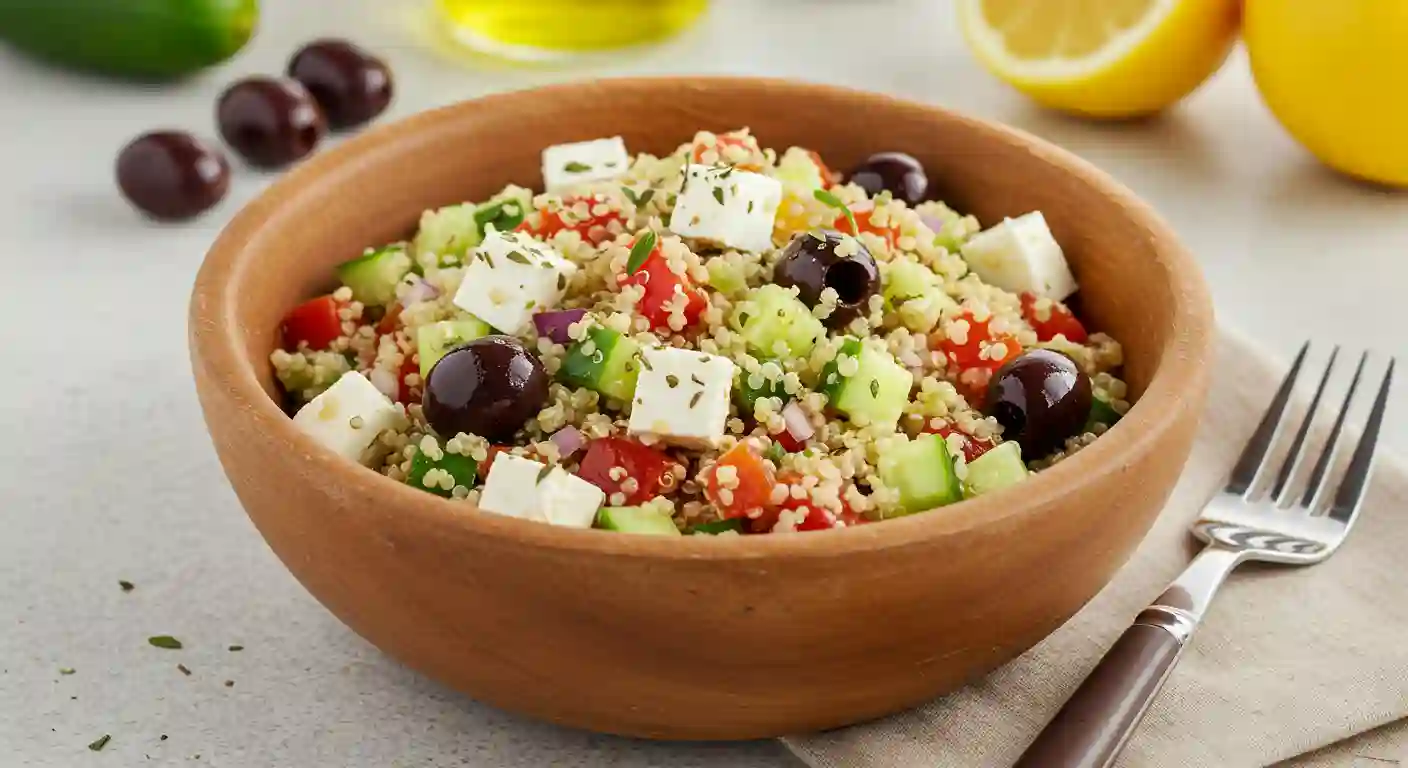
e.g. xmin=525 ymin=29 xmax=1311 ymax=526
xmin=622 ymin=187 xmax=640 ymax=205
xmin=564 ymin=161 xmax=592 ymax=173
xmin=118 ymin=580 xmax=134 ymax=592
xmin=690 ymin=374 xmax=705 ymax=387
xmin=626 ymin=230 xmax=657 ymax=275
xmin=747 ymin=200 xmax=754 ymax=214
xmin=228 ymin=645 xmax=243 ymax=652
xmin=224 ymin=680 xmax=235 ymax=687
xmin=88 ymin=735 xmax=111 ymax=752
xmin=666 ymin=374 xmax=680 ymax=388
xmin=765 ymin=441 xmax=786 ymax=463
xmin=59 ymin=667 xmax=75 ymax=675
xmin=557 ymin=273 xmax=568 ymax=291
xmin=473 ymin=200 xmax=524 ymax=235
xmin=813 ymin=189 xmax=858 ymax=236
xmin=637 ymin=189 xmax=655 ymax=207
xmin=148 ymin=635 xmax=182 ymax=650
xmin=689 ymin=391 xmax=703 ymax=408
xmin=870 ymin=379 xmax=880 ymax=398
xmin=505 ymin=250 xmax=532 ymax=265
xmin=711 ymin=187 xmax=725 ymax=206
xmin=535 ymin=463 xmax=554 ymax=484
xmin=177 ymin=663 xmax=192 ymax=676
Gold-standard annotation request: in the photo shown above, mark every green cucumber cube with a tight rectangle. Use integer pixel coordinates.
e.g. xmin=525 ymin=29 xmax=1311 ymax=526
xmin=689 ymin=518 xmax=745 ymax=535
xmin=732 ymin=284 xmax=826 ymax=361
xmin=706 ymin=258 xmax=749 ymax=296
xmin=962 ymin=441 xmax=1029 ymax=498
xmin=878 ymin=433 xmax=963 ymax=516
xmin=1087 ymin=391 xmax=1124 ymax=430
xmin=417 ymin=318 xmax=492 ymax=379
xmin=821 ymin=337 xmax=914 ymax=432
xmin=883 ymin=259 xmax=956 ymax=333
xmin=407 ymin=448 xmax=478 ymax=498
xmin=597 ymin=506 xmax=681 ymax=536
xmin=736 ymin=357 xmax=790 ymax=413
xmin=336 ymin=245 xmax=413 ymax=306
xmin=413 ymin=204 xmax=480 ymax=266
xmin=558 ymin=327 xmax=641 ymax=404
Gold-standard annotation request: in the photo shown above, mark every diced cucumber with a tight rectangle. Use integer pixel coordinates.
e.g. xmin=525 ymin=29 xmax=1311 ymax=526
xmin=597 ymin=506 xmax=681 ymax=536
xmin=963 ymin=441 xmax=1029 ymax=498
xmin=557 ymin=327 xmax=641 ymax=403
xmin=736 ymin=358 xmax=789 ymax=413
xmin=472 ymin=197 xmax=526 ymax=237
xmin=706 ymin=258 xmax=748 ymax=296
xmin=689 ymin=518 xmax=745 ymax=535
xmin=413 ymin=204 xmax=480 ymax=266
xmin=336 ymin=244 xmax=412 ymax=306
xmin=407 ymin=448 xmax=478 ymax=498
xmin=878 ymin=433 xmax=963 ymax=515
xmin=1086 ymin=391 xmax=1124 ymax=430
xmin=883 ymin=259 xmax=956 ymax=333
xmin=417 ymin=318 xmax=492 ymax=379
xmin=731 ymin=284 xmax=826 ymax=360
xmin=820 ymin=337 xmax=914 ymax=432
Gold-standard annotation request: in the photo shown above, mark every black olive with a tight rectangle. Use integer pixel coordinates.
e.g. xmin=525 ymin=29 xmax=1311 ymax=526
xmin=216 ymin=76 xmax=327 ymax=168
xmin=774 ymin=230 xmax=879 ymax=329
xmin=984 ymin=349 xmax=1092 ymax=460
xmin=287 ymin=39 xmax=393 ymax=130
xmin=847 ymin=152 xmax=928 ymax=206
xmin=115 ymin=131 xmax=230 ymax=221
xmin=422 ymin=336 xmax=549 ymax=442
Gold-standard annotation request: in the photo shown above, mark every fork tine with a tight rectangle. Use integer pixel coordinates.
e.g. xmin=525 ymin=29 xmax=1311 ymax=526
xmin=1324 ymin=358 xmax=1394 ymax=523
xmin=1300 ymin=352 xmax=1368 ymax=509
xmin=1271 ymin=346 xmax=1339 ymax=503
xmin=1227 ymin=341 xmax=1309 ymax=497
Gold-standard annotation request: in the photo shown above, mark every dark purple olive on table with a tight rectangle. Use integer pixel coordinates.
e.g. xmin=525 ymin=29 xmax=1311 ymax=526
xmin=774 ymin=230 xmax=879 ymax=329
xmin=984 ymin=349 xmax=1092 ymax=461
xmin=115 ymin=131 xmax=230 ymax=221
xmin=216 ymin=76 xmax=326 ymax=168
xmin=287 ymin=39 xmax=393 ymax=130
xmin=423 ymin=336 xmax=549 ymax=442
xmin=847 ymin=151 xmax=928 ymax=207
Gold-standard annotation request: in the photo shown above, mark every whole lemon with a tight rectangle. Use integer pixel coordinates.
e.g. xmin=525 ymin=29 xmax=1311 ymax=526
xmin=1245 ymin=1 xmax=1408 ymax=186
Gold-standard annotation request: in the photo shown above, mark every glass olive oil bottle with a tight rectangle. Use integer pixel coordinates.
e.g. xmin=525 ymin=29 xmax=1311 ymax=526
xmin=437 ymin=0 xmax=709 ymax=58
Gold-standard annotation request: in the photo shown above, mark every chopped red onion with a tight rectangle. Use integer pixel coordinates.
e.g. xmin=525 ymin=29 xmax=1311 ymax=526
xmin=548 ymin=425 xmax=586 ymax=458
xmin=781 ymin=401 xmax=814 ymax=444
xmin=400 ymin=276 xmax=439 ymax=305
xmin=533 ymin=308 xmax=587 ymax=344
xmin=919 ymin=213 xmax=945 ymax=234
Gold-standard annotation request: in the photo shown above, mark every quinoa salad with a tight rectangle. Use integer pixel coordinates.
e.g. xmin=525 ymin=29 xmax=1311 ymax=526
xmin=271 ymin=129 xmax=1130 ymax=536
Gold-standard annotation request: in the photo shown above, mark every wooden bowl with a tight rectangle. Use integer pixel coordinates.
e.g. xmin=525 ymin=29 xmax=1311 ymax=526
xmin=189 ymin=77 xmax=1212 ymax=740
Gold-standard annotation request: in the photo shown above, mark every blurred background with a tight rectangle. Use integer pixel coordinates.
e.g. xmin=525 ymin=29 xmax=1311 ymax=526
xmin=2 ymin=1 xmax=1405 ymax=765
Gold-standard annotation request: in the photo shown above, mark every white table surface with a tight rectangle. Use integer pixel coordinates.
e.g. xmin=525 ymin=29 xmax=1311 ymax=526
xmin=3 ymin=1 xmax=1405 ymax=765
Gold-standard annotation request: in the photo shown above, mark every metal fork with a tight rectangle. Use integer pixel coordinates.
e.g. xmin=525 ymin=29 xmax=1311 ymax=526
xmin=1015 ymin=343 xmax=1396 ymax=768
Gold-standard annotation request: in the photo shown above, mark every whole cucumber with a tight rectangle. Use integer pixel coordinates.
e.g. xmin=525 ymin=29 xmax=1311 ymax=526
xmin=0 ymin=0 xmax=258 ymax=80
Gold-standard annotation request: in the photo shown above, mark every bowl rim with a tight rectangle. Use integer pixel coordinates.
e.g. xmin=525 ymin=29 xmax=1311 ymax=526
xmin=190 ymin=75 xmax=1213 ymax=562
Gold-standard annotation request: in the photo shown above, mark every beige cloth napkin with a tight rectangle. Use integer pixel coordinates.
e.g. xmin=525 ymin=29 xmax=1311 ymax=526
xmin=783 ymin=329 xmax=1408 ymax=768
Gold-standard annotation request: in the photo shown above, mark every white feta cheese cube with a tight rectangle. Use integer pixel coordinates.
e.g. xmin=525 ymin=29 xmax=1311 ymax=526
xmin=478 ymin=453 xmax=604 ymax=529
xmin=627 ymin=347 xmax=736 ymax=448
xmin=668 ymin=164 xmax=782 ymax=253
xmin=452 ymin=230 xmax=578 ymax=335
xmin=292 ymin=371 xmax=401 ymax=463
xmin=541 ymin=137 xmax=630 ymax=192
xmin=959 ymin=211 xmax=1078 ymax=301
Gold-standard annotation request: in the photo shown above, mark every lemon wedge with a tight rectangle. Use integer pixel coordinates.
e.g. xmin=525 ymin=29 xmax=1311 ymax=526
xmin=958 ymin=0 xmax=1241 ymax=118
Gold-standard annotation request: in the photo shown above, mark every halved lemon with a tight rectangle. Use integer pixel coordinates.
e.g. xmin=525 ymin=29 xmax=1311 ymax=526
xmin=958 ymin=0 xmax=1241 ymax=118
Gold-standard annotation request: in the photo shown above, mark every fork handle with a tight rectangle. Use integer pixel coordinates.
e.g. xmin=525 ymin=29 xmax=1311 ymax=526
xmin=1013 ymin=607 xmax=1195 ymax=768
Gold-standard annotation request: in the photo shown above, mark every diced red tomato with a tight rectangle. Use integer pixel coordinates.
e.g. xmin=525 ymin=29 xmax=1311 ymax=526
xmin=691 ymin=133 xmax=764 ymax=170
xmin=516 ymin=194 xmax=625 ymax=246
xmin=931 ymin=310 xmax=1022 ymax=371
xmin=617 ymin=238 xmax=707 ymax=332
xmin=924 ymin=422 xmax=996 ymax=463
xmin=281 ymin=295 xmax=345 ymax=351
xmin=396 ymin=353 xmax=421 ymax=406
xmin=753 ymin=472 xmax=867 ymax=533
xmin=576 ymin=437 xmax=674 ymax=506
xmin=1020 ymin=293 xmax=1088 ymax=343
xmin=375 ymin=302 xmax=403 ymax=337
xmin=478 ymin=446 xmax=511 ymax=481
xmin=705 ymin=442 xmax=776 ymax=520
xmin=833 ymin=204 xmax=902 ymax=249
